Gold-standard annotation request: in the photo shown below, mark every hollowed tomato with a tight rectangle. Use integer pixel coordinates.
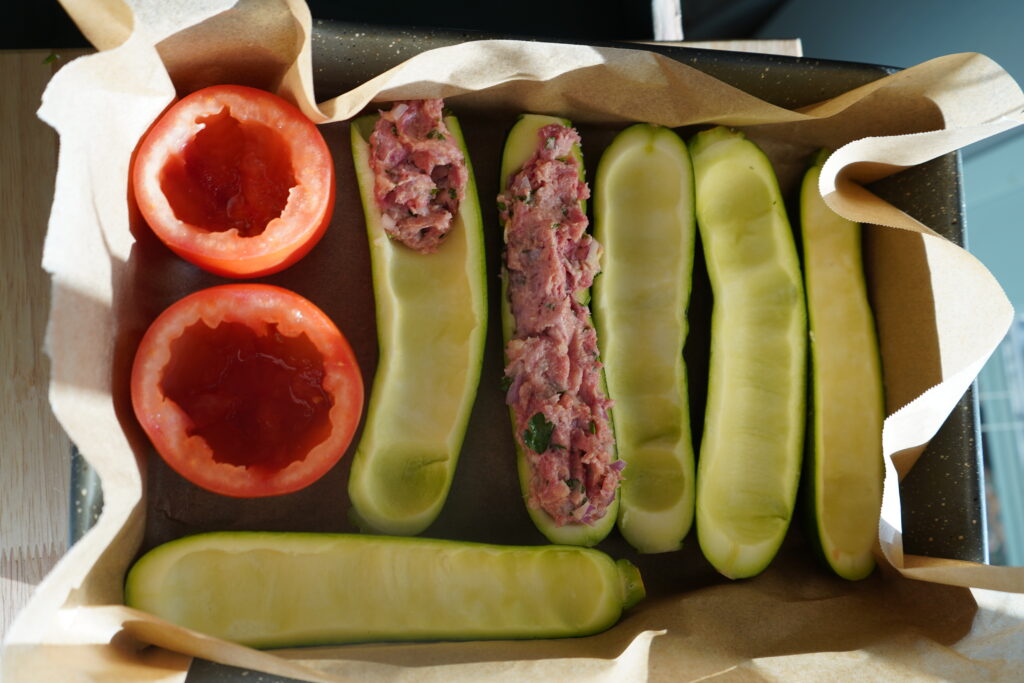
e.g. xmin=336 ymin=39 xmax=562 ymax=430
xmin=130 ymin=284 xmax=363 ymax=497
xmin=132 ymin=85 xmax=334 ymax=278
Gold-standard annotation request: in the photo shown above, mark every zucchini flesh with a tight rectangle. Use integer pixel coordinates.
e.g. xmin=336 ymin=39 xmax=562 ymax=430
xmin=499 ymin=114 xmax=619 ymax=547
xmin=593 ymin=124 xmax=696 ymax=554
xmin=347 ymin=114 xmax=487 ymax=536
xmin=689 ymin=127 xmax=807 ymax=579
xmin=125 ymin=532 xmax=645 ymax=648
xmin=800 ymin=150 xmax=884 ymax=580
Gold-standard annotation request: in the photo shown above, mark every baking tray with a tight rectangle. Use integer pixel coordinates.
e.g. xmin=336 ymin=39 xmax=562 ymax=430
xmin=303 ymin=17 xmax=986 ymax=562
xmin=68 ymin=19 xmax=986 ymax=681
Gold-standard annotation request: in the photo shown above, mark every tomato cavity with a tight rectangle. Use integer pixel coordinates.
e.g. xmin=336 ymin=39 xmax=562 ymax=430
xmin=160 ymin=320 xmax=334 ymax=470
xmin=160 ymin=107 xmax=297 ymax=237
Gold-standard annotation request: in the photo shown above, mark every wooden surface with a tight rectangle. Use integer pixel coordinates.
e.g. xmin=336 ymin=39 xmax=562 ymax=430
xmin=0 ymin=48 xmax=85 ymax=644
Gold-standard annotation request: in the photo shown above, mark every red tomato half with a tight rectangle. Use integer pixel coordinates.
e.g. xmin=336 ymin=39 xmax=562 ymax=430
xmin=131 ymin=284 xmax=363 ymax=497
xmin=132 ymin=85 xmax=335 ymax=278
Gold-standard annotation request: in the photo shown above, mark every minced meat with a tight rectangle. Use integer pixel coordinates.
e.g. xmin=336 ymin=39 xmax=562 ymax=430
xmin=499 ymin=122 xmax=622 ymax=527
xmin=369 ymin=99 xmax=467 ymax=253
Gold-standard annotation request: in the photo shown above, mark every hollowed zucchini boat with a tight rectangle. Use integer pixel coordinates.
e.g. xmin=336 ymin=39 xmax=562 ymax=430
xmin=125 ymin=531 xmax=645 ymax=647
xmin=689 ymin=126 xmax=807 ymax=579
xmin=593 ymin=123 xmax=697 ymax=554
xmin=800 ymin=149 xmax=884 ymax=580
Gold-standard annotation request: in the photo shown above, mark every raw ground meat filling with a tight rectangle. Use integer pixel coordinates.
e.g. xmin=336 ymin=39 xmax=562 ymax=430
xmin=500 ymin=123 xmax=622 ymax=527
xmin=369 ymin=99 xmax=467 ymax=253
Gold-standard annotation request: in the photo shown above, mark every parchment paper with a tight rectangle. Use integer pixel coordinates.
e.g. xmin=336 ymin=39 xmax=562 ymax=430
xmin=5 ymin=0 xmax=1024 ymax=680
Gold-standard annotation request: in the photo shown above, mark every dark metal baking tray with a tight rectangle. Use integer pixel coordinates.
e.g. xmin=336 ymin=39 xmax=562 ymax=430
xmin=68 ymin=18 xmax=985 ymax=681
xmin=310 ymin=19 xmax=987 ymax=564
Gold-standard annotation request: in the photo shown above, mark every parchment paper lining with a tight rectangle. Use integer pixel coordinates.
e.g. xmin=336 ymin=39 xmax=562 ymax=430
xmin=5 ymin=0 xmax=1024 ymax=680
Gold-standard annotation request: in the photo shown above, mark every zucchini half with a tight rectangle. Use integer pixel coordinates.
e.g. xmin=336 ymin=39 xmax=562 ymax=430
xmin=125 ymin=532 xmax=645 ymax=648
xmin=499 ymin=114 xmax=619 ymax=546
xmin=593 ymin=124 xmax=696 ymax=554
xmin=800 ymin=150 xmax=884 ymax=580
xmin=347 ymin=114 xmax=487 ymax=536
xmin=689 ymin=127 xmax=807 ymax=579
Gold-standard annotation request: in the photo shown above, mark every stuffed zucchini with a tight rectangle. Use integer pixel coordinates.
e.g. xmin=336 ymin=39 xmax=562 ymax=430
xmin=348 ymin=101 xmax=486 ymax=536
xmin=498 ymin=114 xmax=621 ymax=547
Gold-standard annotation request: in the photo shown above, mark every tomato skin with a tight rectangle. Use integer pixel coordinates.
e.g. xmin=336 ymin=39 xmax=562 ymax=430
xmin=132 ymin=85 xmax=334 ymax=278
xmin=130 ymin=284 xmax=363 ymax=498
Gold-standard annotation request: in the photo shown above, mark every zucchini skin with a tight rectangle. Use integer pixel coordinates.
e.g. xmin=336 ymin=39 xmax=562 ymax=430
xmin=125 ymin=531 xmax=645 ymax=648
xmin=499 ymin=114 xmax=619 ymax=547
xmin=800 ymin=150 xmax=884 ymax=581
xmin=347 ymin=113 xmax=487 ymax=536
xmin=593 ymin=123 xmax=696 ymax=554
xmin=689 ymin=127 xmax=807 ymax=579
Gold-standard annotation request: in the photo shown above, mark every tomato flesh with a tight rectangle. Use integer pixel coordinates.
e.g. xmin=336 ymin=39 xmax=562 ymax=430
xmin=160 ymin=320 xmax=333 ymax=471
xmin=133 ymin=85 xmax=335 ymax=278
xmin=159 ymin=107 xmax=297 ymax=237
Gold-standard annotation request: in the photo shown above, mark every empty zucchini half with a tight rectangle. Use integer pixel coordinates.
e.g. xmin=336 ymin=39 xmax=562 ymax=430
xmin=800 ymin=150 xmax=884 ymax=580
xmin=347 ymin=112 xmax=487 ymax=536
xmin=593 ymin=124 xmax=696 ymax=554
xmin=125 ymin=531 xmax=645 ymax=648
xmin=498 ymin=114 xmax=620 ymax=546
xmin=689 ymin=126 xmax=807 ymax=579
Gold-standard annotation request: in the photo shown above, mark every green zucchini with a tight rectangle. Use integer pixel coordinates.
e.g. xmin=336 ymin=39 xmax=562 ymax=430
xmin=499 ymin=114 xmax=619 ymax=546
xmin=347 ymin=114 xmax=487 ymax=536
xmin=593 ymin=124 xmax=696 ymax=554
xmin=125 ymin=531 xmax=645 ymax=648
xmin=689 ymin=127 xmax=807 ymax=579
xmin=800 ymin=150 xmax=884 ymax=580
